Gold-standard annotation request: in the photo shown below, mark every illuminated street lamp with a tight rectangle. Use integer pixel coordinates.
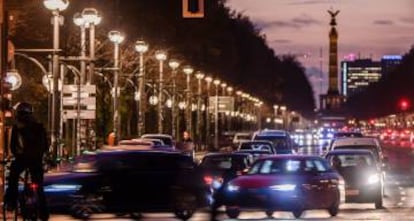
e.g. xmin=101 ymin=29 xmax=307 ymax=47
xmin=135 ymin=40 xmax=149 ymax=136
xmin=44 ymin=0 xmax=69 ymax=157
xmin=108 ymin=30 xmax=124 ymax=145
xmin=168 ymin=59 xmax=180 ymax=138
xmin=213 ymin=79 xmax=221 ymax=149
xmin=195 ymin=71 xmax=205 ymax=146
xmin=183 ymin=66 xmax=194 ymax=134
xmin=5 ymin=70 xmax=22 ymax=91
xmin=155 ymin=50 xmax=167 ymax=133
xmin=81 ymin=8 xmax=101 ymax=83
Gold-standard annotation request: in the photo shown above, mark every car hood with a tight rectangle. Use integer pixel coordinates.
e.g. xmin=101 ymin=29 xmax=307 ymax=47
xmin=230 ymin=174 xmax=309 ymax=189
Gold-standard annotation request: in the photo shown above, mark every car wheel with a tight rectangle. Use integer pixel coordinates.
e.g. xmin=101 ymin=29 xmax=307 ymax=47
xmin=328 ymin=205 xmax=339 ymax=216
xmin=292 ymin=209 xmax=303 ymax=218
xmin=70 ymin=193 xmax=104 ymax=220
xmin=226 ymin=207 xmax=240 ymax=219
xmin=265 ymin=210 xmax=273 ymax=218
xmin=174 ymin=209 xmax=194 ymax=221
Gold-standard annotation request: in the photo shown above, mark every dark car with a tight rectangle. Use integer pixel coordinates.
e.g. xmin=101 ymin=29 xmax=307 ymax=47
xmin=238 ymin=141 xmax=276 ymax=154
xmin=222 ymin=155 xmax=342 ymax=219
xmin=44 ymin=150 xmax=207 ymax=220
xmin=198 ymin=153 xmax=253 ymax=205
xmin=325 ymin=149 xmax=384 ymax=209
xmin=252 ymin=130 xmax=296 ymax=154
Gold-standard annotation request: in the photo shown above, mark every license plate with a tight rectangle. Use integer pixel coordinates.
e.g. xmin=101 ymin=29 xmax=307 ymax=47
xmin=346 ymin=189 xmax=359 ymax=196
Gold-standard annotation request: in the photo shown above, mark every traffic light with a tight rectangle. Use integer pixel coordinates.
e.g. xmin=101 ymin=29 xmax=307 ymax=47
xmin=182 ymin=0 xmax=204 ymax=18
xmin=399 ymin=98 xmax=410 ymax=111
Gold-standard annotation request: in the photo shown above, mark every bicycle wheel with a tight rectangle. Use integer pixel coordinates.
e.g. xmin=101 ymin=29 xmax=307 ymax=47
xmin=19 ymin=186 xmax=39 ymax=221
xmin=2 ymin=203 xmax=18 ymax=221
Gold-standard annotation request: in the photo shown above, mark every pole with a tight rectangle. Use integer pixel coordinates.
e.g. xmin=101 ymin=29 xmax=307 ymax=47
xmin=205 ymin=82 xmax=210 ymax=148
xmin=186 ymin=74 xmax=191 ymax=134
xmin=157 ymin=60 xmax=164 ymax=133
xmin=196 ymin=78 xmax=202 ymax=149
xmin=171 ymin=69 xmax=177 ymax=139
xmin=137 ymin=52 xmax=145 ymax=136
xmin=214 ymin=85 xmax=219 ymax=150
xmin=51 ymin=11 xmax=61 ymax=159
xmin=113 ymin=43 xmax=119 ymax=145
xmin=88 ymin=23 xmax=95 ymax=84
xmin=77 ymin=24 xmax=86 ymax=155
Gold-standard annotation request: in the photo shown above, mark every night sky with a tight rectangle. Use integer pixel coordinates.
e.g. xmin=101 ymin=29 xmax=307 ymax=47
xmin=226 ymin=0 xmax=414 ymax=101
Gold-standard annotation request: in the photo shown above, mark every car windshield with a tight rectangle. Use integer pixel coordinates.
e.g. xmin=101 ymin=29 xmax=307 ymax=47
xmin=254 ymin=136 xmax=288 ymax=149
xmin=201 ymin=156 xmax=247 ymax=170
xmin=240 ymin=143 xmax=272 ymax=151
xmin=143 ymin=136 xmax=173 ymax=146
xmin=248 ymin=158 xmax=330 ymax=175
xmin=334 ymin=145 xmax=379 ymax=160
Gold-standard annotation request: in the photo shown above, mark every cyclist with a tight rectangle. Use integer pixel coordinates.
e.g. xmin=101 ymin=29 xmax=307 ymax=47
xmin=4 ymin=102 xmax=49 ymax=221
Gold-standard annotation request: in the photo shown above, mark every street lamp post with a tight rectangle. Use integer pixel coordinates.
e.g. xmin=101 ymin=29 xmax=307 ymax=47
xmin=43 ymin=0 xmax=69 ymax=158
xmin=195 ymin=72 xmax=204 ymax=148
xmin=220 ymin=82 xmax=227 ymax=133
xmin=108 ymin=30 xmax=124 ymax=145
xmin=135 ymin=40 xmax=149 ymax=136
xmin=213 ymin=79 xmax=221 ymax=150
xmin=204 ymin=76 xmax=213 ymax=148
xmin=155 ymin=50 xmax=167 ymax=134
xmin=81 ymin=8 xmax=101 ymax=83
xmin=168 ymin=59 xmax=180 ymax=139
xmin=183 ymin=66 xmax=194 ymax=135
xmin=226 ymin=86 xmax=233 ymax=131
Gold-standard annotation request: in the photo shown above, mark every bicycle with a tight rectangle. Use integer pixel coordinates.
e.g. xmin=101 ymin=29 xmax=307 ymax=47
xmin=2 ymin=159 xmax=40 ymax=221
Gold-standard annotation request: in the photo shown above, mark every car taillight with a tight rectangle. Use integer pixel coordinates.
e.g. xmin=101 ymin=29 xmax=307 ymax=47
xmin=30 ymin=183 xmax=38 ymax=190
xmin=204 ymin=176 xmax=213 ymax=185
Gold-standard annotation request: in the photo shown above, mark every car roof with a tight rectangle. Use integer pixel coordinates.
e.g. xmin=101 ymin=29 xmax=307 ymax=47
xmin=141 ymin=134 xmax=173 ymax=139
xmin=254 ymin=129 xmax=288 ymax=137
xmin=332 ymin=137 xmax=379 ymax=147
xmin=258 ymin=154 xmax=323 ymax=161
xmin=240 ymin=141 xmax=273 ymax=145
xmin=204 ymin=152 xmax=251 ymax=158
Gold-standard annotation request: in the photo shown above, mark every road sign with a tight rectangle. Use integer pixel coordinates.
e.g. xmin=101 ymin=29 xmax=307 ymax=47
xmin=62 ymin=85 xmax=96 ymax=94
xmin=62 ymin=97 xmax=96 ymax=106
xmin=62 ymin=110 xmax=95 ymax=120
xmin=209 ymin=96 xmax=234 ymax=113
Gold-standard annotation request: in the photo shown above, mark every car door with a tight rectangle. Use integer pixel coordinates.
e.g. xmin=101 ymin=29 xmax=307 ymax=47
xmin=302 ymin=159 xmax=331 ymax=209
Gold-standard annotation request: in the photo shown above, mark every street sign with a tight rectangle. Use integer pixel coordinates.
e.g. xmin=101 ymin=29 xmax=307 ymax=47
xmin=209 ymin=96 xmax=234 ymax=113
xmin=62 ymin=110 xmax=95 ymax=120
xmin=62 ymin=85 xmax=96 ymax=94
xmin=62 ymin=97 xmax=96 ymax=106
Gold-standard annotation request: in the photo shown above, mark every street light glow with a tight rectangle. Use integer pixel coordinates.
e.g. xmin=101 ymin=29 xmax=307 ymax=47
xmin=213 ymin=79 xmax=221 ymax=86
xmin=168 ymin=59 xmax=180 ymax=69
xmin=155 ymin=50 xmax=167 ymax=61
xmin=73 ymin=12 xmax=84 ymax=26
xmin=81 ymin=8 xmax=102 ymax=26
xmin=6 ymin=70 xmax=22 ymax=91
xmin=183 ymin=66 xmax=194 ymax=75
xmin=195 ymin=71 xmax=205 ymax=79
xmin=220 ymin=82 xmax=227 ymax=88
xmin=43 ymin=0 xmax=69 ymax=11
xmin=108 ymin=30 xmax=124 ymax=44
xmin=205 ymin=76 xmax=213 ymax=83
xmin=227 ymin=87 xmax=233 ymax=93
xmin=135 ymin=40 xmax=149 ymax=53
xmin=236 ymin=90 xmax=242 ymax=96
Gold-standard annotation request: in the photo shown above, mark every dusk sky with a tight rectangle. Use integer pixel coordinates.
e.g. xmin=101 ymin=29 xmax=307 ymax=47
xmin=226 ymin=0 xmax=414 ymax=102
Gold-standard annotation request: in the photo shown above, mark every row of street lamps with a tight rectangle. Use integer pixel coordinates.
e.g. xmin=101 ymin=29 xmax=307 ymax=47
xmin=36 ymin=0 xmax=266 ymax=152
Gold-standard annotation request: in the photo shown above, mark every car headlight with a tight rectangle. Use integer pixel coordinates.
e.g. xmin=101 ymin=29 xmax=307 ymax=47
xmin=227 ymin=183 xmax=240 ymax=192
xmin=44 ymin=184 xmax=82 ymax=193
xmin=269 ymin=184 xmax=296 ymax=191
xmin=367 ymin=174 xmax=380 ymax=184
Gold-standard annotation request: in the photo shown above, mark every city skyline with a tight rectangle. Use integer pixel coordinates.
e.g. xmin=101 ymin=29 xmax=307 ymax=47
xmin=226 ymin=0 xmax=414 ymax=102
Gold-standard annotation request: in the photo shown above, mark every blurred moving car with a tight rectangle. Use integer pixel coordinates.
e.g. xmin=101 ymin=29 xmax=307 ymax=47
xmin=222 ymin=155 xmax=342 ymax=219
xmin=238 ymin=141 xmax=276 ymax=154
xmin=141 ymin=134 xmax=175 ymax=148
xmin=44 ymin=150 xmax=207 ymax=220
xmin=325 ymin=149 xmax=384 ymax=209
xmin=252 ymin=130 xmax=296 ymax=154
xmin=199 ymin=152 xmax=253 ymax=205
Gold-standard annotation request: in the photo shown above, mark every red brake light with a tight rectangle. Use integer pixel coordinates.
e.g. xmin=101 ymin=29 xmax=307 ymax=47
xmin=30 ymin=183 xmax=38 ymax=190
xmin=204 ymin=176 xmax=213 ymax=185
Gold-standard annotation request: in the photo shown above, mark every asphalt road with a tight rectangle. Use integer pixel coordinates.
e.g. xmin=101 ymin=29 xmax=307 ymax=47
xmin=47 ymin=142 xmax=414 ymax=220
